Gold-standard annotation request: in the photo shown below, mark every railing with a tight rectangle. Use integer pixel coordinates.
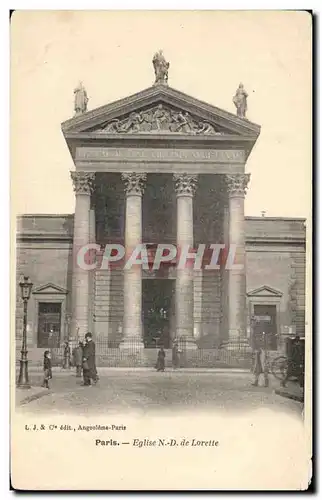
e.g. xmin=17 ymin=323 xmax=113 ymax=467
xmin=47 ymin=340 xmax=255 ymax=369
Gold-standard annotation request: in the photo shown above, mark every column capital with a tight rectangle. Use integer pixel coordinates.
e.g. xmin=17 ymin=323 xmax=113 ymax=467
xmin=173 ymin=174 xmax=198 ymax=197
xmin=70 ymin=171 xmax=95 ymax=195
xmin=121 ymin=173 xmax=147 ymax=196
xmin=225 ymin=173 xmax=250 ymax=197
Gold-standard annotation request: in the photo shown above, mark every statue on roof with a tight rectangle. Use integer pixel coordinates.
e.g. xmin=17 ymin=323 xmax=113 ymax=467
xmin=152 ymin=50 xmax=170 ymax=85
xmin=233 ymin=83 xmax=248 ymax=119
xmin=74 ymin=81 xmax=89 ymax=116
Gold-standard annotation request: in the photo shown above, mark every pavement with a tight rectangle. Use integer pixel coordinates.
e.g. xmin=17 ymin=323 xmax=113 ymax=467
xmin=274 ymin=383 xmax=304 ymax=403
xmin=15 ymin=368 xmax=304 ymax=416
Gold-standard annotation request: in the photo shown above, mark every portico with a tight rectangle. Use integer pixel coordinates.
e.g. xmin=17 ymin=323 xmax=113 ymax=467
xmin=62 ymin=81 xmax=260 ymax=350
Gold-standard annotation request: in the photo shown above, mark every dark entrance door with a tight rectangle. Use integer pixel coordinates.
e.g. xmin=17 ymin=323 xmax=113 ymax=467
xmin=37 ymin=302 xmax=62 ymax=348
xmin=142 ymin=279 xmax=175 ymax=348
xmin=253 ymin=304 xmax=277 ymax=350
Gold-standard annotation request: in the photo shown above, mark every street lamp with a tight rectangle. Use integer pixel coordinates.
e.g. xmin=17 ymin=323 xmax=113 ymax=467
xmin=17 ymin=275 xmax=33 ymax=388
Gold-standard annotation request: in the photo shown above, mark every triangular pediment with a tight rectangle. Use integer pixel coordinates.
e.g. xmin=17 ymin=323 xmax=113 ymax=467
xmin=61 ymin=85 xmax=260 ymax=139
xmin=32 ymin=283 xmax=68 ymax=295
xmin=247 ymin=285 xmax=283 ymax=298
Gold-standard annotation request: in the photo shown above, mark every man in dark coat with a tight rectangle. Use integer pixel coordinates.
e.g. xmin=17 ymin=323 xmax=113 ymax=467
xmin=155 ymin=346 xmax=166 ymax=372
xmin=82 ymin=332 xmax=98 ymax=386
xmin=73 ymin=341 xmax=83 ymax=378
xmin=172 ymin=339 xmax=181 ymax=369
xmin=62 ymin=341 xmax=71 ymax=369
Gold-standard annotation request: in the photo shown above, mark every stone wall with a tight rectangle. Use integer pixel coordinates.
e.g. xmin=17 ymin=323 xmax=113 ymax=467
xmin=245 ymin=217 xmax=306 ymax=343
xmin=15 ymin=244 xmax=72 ymax=346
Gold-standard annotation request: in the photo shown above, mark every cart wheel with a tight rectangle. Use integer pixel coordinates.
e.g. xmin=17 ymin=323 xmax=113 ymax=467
xmin=271 ymin=356 xmax=288 ymax=380
xmin=287 ymin=360 xmax=301 ymax=382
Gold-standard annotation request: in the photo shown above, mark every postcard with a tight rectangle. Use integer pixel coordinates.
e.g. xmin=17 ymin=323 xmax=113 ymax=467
xmin=11 ymin=10 xmax=312 ymax=490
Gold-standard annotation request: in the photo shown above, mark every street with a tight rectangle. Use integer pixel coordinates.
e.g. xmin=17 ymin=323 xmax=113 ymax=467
xmin=16 ymin=369 xmax=303 ymax=417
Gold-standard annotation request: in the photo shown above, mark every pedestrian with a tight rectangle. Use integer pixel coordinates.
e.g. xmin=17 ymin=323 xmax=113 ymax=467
xmin=172 ymin=339 xmax=181 ymax=369
xmin=62 ymin=341 xmax=71 ymax=369
xmin=82 ymin=332 xmax=98 ymax=386
xmin=73 ymin=341 xmax=83 ymax=378
xmin=155 ymin=346 xmax=166 ymax=372
xmin=42 ymin=350 xmax=52 ymax=389
xmin=252 ymin=347 xmax=269 ymax=387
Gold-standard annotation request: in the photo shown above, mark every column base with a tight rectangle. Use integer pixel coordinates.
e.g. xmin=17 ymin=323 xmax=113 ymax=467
xmin=119 ymin=337 xmax=145 ymax=352
xmin=221 ymin=337 xmax=251 ymax=351
xmin=177 ymin=336 xmax=198 ymax=350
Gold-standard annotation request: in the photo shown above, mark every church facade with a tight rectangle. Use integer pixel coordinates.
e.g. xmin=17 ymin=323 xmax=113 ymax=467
xmin=15 ymin=57 xmax=306 ymax=365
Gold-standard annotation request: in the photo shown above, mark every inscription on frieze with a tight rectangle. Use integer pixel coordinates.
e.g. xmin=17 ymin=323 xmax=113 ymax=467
xmin=76 ymin=147 xmax=245 ymax=163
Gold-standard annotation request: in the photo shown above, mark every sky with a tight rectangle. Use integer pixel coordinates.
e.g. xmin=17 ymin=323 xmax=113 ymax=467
xmin=11 ymin=10 xmax=312 ymax=218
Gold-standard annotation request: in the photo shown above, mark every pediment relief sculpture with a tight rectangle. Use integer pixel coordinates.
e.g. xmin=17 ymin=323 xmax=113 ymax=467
xmin=96 ymin=104 xmax=224 ymax=135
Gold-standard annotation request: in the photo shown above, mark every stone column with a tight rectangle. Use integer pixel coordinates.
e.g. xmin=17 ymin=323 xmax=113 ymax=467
xmin=173 ymin=173 xmax=198 ymax=348
xmin=70 ymin=171 xmax=95 ymax=340
xmin=193 ymin=269 xmax=203 ymax=341
xmin=226 ymin=173 xmax=250 ymax=344
xmin=220 ymin=193 xmax=230 ymax=344
xmin=88 ymin=206 xmax=96 ymax=334
xmin=120 ymin=173 xmax=147 ymax=350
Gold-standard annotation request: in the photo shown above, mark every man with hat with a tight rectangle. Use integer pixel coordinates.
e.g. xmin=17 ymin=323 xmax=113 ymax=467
xmin=82 ymin=332 xmax=98 ymax=386
xmin=172 ymin=338 xmax=181 ymax=369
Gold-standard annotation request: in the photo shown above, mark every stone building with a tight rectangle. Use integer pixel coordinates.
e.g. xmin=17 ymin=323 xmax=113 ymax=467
xmin=15 ymin=63 xmax=306 ymax=365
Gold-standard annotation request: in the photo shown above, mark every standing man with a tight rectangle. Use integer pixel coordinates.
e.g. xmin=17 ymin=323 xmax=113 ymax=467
xmin=252 ymin=332 xmax=269 ymax=387
xmin=82 ymin=333 xmax=98 ymax=386
xmin=155 ymin=345 xmax=166 ymax=372
xmin=172 ymin=339 xmax=181 ymax=369
xmin=62 ymin=341 xmax=71 ymax=369
xmin=73 ymin=341 xmax=83 ymax=378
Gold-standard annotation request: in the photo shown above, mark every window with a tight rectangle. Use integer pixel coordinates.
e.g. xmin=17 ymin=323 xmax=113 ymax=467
xmin=253 ymin=304 xmax=278 ymax=350
xmin=37 ymin=302 xmax=61 ymax=348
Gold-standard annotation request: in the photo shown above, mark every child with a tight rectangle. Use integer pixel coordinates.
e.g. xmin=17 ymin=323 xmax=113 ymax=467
xmin=42 ymin=350 xmax=52 ymax=389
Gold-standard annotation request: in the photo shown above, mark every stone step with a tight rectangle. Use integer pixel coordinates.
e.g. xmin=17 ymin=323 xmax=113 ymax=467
xmin=94 ymin=306 xmax=124 ymax=316
xmin=95 ymin=307 xmax=123 ymax=314
xmin=94 ymin=306 xmax=111 ymax=313
xmin=95 ymin=276 xmax=122 ymax=282
xmin=96 ymin=272 xmax=123 ymax=278
xmin=95 ymin=311 xmax=123 ymax=317
xmin=201 ymin=306 xmax=221 ymax=313
xmin=95 ymin=287 xmax=113 ymax=292
xmin=94 ymin=294 xmax=111 ymax=300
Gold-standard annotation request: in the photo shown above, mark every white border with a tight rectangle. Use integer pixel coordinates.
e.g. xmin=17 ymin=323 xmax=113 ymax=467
xmin=4 ymin=4 xmax=318 ymax=497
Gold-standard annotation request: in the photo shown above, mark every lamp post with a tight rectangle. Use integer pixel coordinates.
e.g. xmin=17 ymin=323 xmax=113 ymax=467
xmin=17 ymin=275 xmax=33 ymax=388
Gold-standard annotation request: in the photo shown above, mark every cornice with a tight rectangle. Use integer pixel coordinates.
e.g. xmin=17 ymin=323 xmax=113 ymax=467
xmin=246 ymin=236 xmax=306 ymax=245
xmin=64 ymin=132 xmax=257 ymax=143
